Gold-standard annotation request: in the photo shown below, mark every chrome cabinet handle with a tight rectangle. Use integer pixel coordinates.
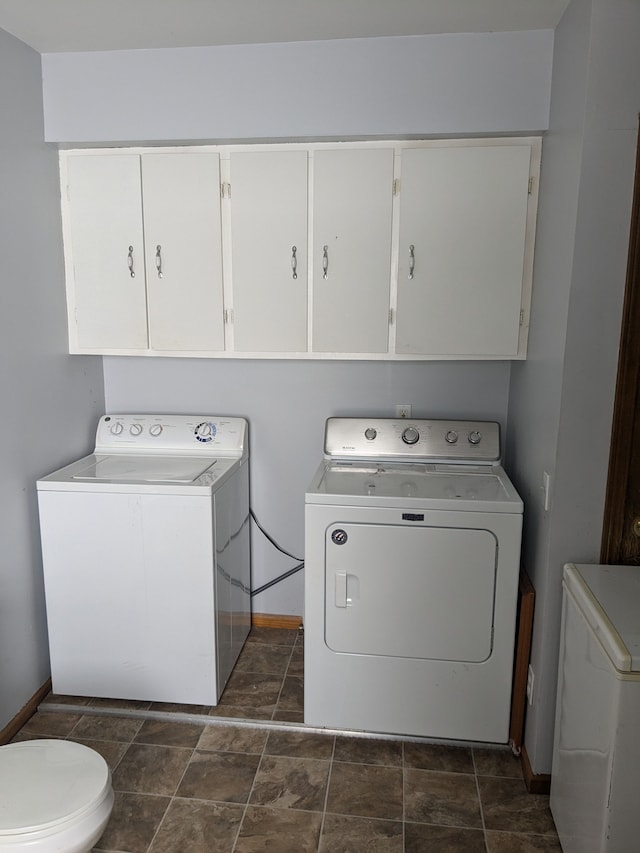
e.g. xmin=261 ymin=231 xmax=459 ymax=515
xmin=322 ymin=245 xmax=329 ymax=280
xmin=408 ymin=244 xmax=415 ymax=280
xmin=127 ymin=245 xmax=135 ymax=278
xmin=155 ymin=244 xmax=163 ymax=278
xmin=291 ymin=245 xmax=298 ymax=280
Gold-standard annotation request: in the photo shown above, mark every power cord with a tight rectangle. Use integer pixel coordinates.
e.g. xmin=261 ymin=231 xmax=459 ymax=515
xmin=249 ymin=508 xmax=304 ymax=598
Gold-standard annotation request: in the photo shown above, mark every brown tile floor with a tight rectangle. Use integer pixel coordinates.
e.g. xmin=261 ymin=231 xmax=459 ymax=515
xmin=17 ymin=627 xmax=561 ymax=852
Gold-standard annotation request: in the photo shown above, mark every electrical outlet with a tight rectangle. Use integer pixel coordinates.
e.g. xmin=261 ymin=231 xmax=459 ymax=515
xmin=542 ymin=471 xmax=552 ymax=511
xmin=526 ymin=665 xmax=535 ymax=705
xmin=396 ymin=404 xmax=412 ymax=419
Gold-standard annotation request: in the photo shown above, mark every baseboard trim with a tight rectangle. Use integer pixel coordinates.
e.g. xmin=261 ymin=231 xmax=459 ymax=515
xmin=0 ymin=679 xmax=52 ymax=745
xmin=521 ymin=743 xmax=551 ymax=794
xmin=252 ymin=613 xmax=302 ymax=630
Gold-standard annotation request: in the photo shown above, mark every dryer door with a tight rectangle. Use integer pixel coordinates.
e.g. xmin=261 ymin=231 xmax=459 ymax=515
xmin=325 ymin=522 xmax=497 ymax=662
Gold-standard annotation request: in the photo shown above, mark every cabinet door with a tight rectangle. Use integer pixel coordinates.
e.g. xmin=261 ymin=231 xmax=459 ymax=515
xmin=312 ymin=148 xmax=394 ymax=353
xmin=64 ymin=155 xmax=148 ymax=351
xmin=395 ymin=145 xmax=532 ymax=356
xmin=229 ymin=150 xmax=308 ymax=352
xmin=142 ymin=153 xmax=225 ymax=351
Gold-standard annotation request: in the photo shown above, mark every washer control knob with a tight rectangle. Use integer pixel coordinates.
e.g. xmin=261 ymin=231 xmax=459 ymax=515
xmin=130 ymin=423 xmax=143 ymax=436
xmin=364 ymin=428 xmax=377 ymax=441
xmin=195 ymin=422 xmax=217 ymax=442
xmin=149 ymin=424 xmax=163 ymax=437
xmin=110 ymin=422 xmax=124 ymax=436
xmin=402 ymin=426 xmax=420 ymax=445
xmin=468 ymin=430 xmax=482 ymax=445
xmin=445 ymin=430 xmax=459 ymax=444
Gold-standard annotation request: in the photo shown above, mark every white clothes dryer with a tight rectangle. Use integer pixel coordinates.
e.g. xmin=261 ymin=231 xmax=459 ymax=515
xmin=304 ymin=417 xmax=523 ymax=742
xmin=37 ymin=414 xmax=250 ymax=705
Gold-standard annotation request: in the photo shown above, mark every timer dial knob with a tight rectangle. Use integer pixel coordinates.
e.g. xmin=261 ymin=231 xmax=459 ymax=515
xmin=149 ymin=424 xmax=163 ymax=437
xmin=195 ymin=422 xmax=215 ymax=440
xmin=110 ymin=422 xmax=124 ymax=436
xmin=468 ymin=430 xmax=482 ymax=445
xmin=130 ymin=423 xmax=143 ymax=436
xmin=402 ymin=426 xmax=420 ymax=445
xmin=364 ymin=428 xmax=377 ymax=441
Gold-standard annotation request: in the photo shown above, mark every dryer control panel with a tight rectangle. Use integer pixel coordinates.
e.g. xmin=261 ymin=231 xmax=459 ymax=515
xmin=324 ymin=418 xmax=500 ymax=463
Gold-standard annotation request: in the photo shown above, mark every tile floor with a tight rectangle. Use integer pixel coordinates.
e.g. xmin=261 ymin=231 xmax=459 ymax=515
xmin=16 ymin=626 xmax=561 ymax=852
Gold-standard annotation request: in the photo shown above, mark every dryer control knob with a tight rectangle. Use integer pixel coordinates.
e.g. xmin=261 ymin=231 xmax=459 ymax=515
xmin=468 ymin=430 xmax=482 ymax=445
xmin=110 ymin=422 xmax=124 ymax=436
xmin=445 ymin=430 xmax=459 ymax=444
xmin=130 ymin=423 xmax=143 ymax=436
xmin=364 ymin=428 xmax=377 ymax=441
xmin=149 ymin=424 xmax=163 ymax=437
xmin=402 ymin=426 xmax=420 ymax=445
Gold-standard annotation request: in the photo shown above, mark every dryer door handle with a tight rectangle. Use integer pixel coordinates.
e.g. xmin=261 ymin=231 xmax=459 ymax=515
xmin=335 ymin=571 xmax=359 ymax=607
xmin=335 ymin=571 xmax=348 ymax=607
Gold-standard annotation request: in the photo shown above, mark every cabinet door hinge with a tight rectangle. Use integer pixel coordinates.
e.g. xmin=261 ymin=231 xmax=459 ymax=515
xmin=520 ymin=309 xmax=525 ymax=326
xmin=224 ymin=308 xmax=234 ymax=324
xmin=221 ymin=182 xmax=231 ymax=199
xmin=393 ymin=178 xmax=400 ymax=196
xmin=389 ymin=308 xmax=394 ymax=324
xmin=528 ymin=177 xmax=534 ymax=195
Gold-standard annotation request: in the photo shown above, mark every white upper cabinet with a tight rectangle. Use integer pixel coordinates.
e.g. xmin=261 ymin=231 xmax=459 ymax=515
xmin=228 ymin=150 xmax=308 ymax=352
xmin=395 ymin=142 xmax=536 ymax=357
xmin=60 ymin=139 xmax=540 ymax=360
xmin=312 ymin=148 xmax=394 ymax=354
xmin=62 ymin=150 xmax=224 ymax=354
xmin=63 ymin=154 xmax=148 ymax=351
xmin=142 ymin=152 xmax=225 ymax=352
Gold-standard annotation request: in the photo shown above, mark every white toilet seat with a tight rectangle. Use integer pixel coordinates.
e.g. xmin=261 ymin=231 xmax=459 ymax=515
xmin=0 ymin=739 xmax=114 ymax=853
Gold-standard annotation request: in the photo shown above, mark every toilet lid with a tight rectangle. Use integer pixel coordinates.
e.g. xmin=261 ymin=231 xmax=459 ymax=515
xmin=0 ymin=740 xmax=111 ymax=834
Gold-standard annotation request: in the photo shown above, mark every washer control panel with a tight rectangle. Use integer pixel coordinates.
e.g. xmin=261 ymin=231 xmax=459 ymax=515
xmin=94 ymin=414 xmax=247 ymax=457
xmin=324 ymin=418 xmax=500 ymax=462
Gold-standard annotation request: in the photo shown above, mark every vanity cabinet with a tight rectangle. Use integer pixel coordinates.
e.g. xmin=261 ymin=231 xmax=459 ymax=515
xmin=60 ymin=138 xmax=540 ymax=360
xmin=62 ymin=151 xmax=225 ymax=354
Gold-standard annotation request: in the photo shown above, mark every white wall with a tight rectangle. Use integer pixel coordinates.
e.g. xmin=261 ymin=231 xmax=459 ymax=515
xmin=506 ymin=0 xmax=640 ymax=774
xmin=39 ymin=30 xmax=554 ymax=616
xmin=0 ymin=29 xmax=105 ymax=729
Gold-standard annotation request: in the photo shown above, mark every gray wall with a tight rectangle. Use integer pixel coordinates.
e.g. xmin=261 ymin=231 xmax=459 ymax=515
xmin=506 ymin=0 xmax=640 ymax=773
xmin=8 ymin=9 xmax=636 ymax=776
xmin=0 ymin=29 xmax=104 ymax=729
xmin=40 ymin=30 xmax=554 ymax=616
xmin=42 ymin=31 xmax=553 ymax=142
xmin=103 ymin=358 xmax=511 ymax=615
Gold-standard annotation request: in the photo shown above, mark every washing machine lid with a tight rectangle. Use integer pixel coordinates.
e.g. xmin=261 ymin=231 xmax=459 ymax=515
xmin=307 ymin=460 xmax=523 ymax=513
xmin=564 ymin=563 xmax=640 ymax=673
xmin=0 ymin=740 xmax=111 ymax=834
xmin=71 ymin=453 xmax=217 ymax=483
xmin=37 ymin=452 xmax=240 ymax=494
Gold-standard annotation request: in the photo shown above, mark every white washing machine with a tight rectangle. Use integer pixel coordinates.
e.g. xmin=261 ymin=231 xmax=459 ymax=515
xmin=37 ymin=414 xmax=250 ymax=705
xmin=551 ymin=562 xmax=640 ymax=853
xmin=304 ymin=417 xmax=523 ymax=742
